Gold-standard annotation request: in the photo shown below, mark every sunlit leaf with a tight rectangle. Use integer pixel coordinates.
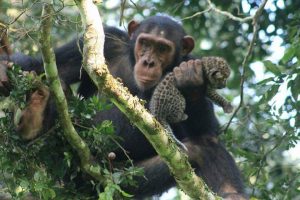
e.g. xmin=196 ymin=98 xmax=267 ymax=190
xmin=256 ymin=84 xmax=273 ymax=96
xmin=282 ymin=46 xmax=296 ymax=64
xmin=290 ymin=75 xmax=300 ymax=101
xmin=257 ymin=77 xmax=274 ymax=85
xmin=263 ymin=60 xmax=281 ymax=75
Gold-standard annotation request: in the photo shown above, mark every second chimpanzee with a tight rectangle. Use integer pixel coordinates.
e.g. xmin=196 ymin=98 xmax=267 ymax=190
xmin=0 ymin=15 xmax=247 ymax=199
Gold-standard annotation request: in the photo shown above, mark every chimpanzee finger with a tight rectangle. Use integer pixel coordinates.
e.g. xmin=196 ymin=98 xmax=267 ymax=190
xmin=176 ymin=61 xmax=187 ymax=78
xmin=178 ymin=61 xmax=188 ymax=69
xmin=194 ymin=59 xmax=202 ymax=74
xmin=173 ymin=67 xmax=184 ymax=87
xmin=186 ymin=60 xmax=196 ymax=77
xmin=174 ymin=64 xmax=185 ymax=77
xmin=193 ymin=59 xmax=204 ymax=85
xmin=174 ymin=68 xmax=192 ymax=88
xmin=173 ymin=66 xmax=180 ymax=77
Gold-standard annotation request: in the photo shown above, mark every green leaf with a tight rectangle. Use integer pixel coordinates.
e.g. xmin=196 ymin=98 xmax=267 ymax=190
xmin=20 ymin=180 xmax=30 ymax=190
xmin=282 ymin=46 xmax=296 ymax=64
xmin=257 ymin=77 xmax=274 ymax=85
xmin=264 ymin=85 xmax=280 ymax=103
xmin=256 ymin=84 xmax=273 ymax=96
xmin=43 ymin=189 xmax=56 ymax=199
xmin=290 ymin=75 xmax=300 ymax=101
xmin=34 ymin=182 xmax=44 ymax=192
xmin=263 ymin=60 xmax=281 ymax=75
xmin=34 ymin=171 xmax=43 ymax=182
xmin=113 ymin=184 xmax=133 ymax=198
xmin=89 ymin=164 xmax=101 ymax=174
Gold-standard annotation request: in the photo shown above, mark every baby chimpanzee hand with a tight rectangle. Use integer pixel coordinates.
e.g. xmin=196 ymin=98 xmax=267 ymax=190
xmin=173 ymin=59 xmax=204 ymax=88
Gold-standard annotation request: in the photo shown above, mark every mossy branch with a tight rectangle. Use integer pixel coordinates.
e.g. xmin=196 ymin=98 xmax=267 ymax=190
xmin=74 ymin=0 xmax=220 ymax=199
xmin=39 ymin=3 xmax=105 ymax=184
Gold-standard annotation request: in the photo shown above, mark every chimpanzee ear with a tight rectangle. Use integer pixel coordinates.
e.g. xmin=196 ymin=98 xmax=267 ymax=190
xmin=128 ymin=20 xmax=140 ymax=38
xmin=181 ymin=36 xmax=195 ymax=55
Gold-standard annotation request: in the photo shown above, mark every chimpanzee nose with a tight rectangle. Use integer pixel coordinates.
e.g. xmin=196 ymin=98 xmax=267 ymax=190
xmin=143 ymin=59 xmax=155 ymax=68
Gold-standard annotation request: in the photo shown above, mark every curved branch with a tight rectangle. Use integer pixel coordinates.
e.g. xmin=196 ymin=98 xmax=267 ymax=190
xmin=39 ymin=3 xmax=105 ymax=184
xmin=73 ymin=0 xmax=220 ymax=199
xmin=207 ymin=0 xmax=253 ymax=22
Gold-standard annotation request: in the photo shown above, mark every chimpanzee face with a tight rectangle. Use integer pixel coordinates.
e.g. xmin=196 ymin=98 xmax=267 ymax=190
xmin=128 ymin=18 xmax=195 ymax=91
xmin=133 ymin=32 xmax=176 ymax=91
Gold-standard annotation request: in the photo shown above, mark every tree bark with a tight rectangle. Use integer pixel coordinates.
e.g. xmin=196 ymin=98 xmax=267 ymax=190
xmin=74 ymin=0 xmax=220 ymax=199
xmin=39 ymin=3 xmax=106 ymax=185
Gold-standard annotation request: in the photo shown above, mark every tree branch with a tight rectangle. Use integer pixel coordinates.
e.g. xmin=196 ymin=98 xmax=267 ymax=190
xmin=185 ymin=0 xmax=264 ymax=23
xmin=224 ymin=0 xmax=269 ymax=133
xmin=206 ymin=0 xmax=253 ymax=22
xmin=39 ymin=3 xmax=106 ymax=184
xmin=73 ymin=0 xmax=220 ymax=199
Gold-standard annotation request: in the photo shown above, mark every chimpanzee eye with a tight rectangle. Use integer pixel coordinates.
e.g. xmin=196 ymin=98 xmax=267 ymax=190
xmin=140 ymin=39 xmax=150 ymax=48
xmin=158 ymin=44 xmax=168 ymax=53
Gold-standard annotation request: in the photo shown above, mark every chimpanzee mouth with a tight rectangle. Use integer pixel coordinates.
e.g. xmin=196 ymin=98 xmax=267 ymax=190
xmin=135 ymin=77 xmax=158 ymax=90
xmin=139 ymin=78 xmax=154 ymax=84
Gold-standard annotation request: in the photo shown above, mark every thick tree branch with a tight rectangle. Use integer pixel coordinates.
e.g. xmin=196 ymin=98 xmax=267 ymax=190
xmin=74 ymin=0 xmax=220 ymax=199
xmin=39 ymin=3 xmax=105 ymax=184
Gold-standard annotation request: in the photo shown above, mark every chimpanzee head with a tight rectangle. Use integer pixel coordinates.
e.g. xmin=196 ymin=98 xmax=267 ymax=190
xmin=128 ymin=15 xmax=194 ymax=91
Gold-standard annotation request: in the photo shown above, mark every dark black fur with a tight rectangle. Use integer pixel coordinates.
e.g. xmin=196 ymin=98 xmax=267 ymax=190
xmin=1 ymin=16 xmax=246 ymax=199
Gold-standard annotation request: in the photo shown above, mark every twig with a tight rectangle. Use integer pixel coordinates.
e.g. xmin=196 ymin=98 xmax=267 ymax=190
xmin=119 ymin=0 xmax=126 ymax=26
xmin=0 ymin=22 xmax=8 ymax=29
xmin=73 ymin=122 xmax=134 ymax=166
xmin=26 ymin=125 xmax=58 ymax=147
xmin=8 ymin=0 xmax=39 ymax=25
xmin=224 ymin=0 xmax=268 ymax=133
xmin=182 ymin=7 xmax=212 ymax=20
xmin=184 ymin=0 xmax=254 ymax=22
xmin=251 ymin=131 xmax=287 ymax=195
xmin=129 ymin=0 xmax=137 ymax=8
xmin=109 ymin=135 xmax=134 ymax=166
xmin=206 ymin=0 xmax=253 ymax=22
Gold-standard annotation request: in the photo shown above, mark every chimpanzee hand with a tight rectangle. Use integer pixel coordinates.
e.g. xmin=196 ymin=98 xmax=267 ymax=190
xmin=0 ymin=62 xmax=11 ymax=96
xmin=173 ymin=59 xmax=204 ymax=88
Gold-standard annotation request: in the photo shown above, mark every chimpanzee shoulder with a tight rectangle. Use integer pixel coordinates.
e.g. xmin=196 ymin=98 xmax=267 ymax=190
xmin=104 ymin=26 xmax=131 ymax=62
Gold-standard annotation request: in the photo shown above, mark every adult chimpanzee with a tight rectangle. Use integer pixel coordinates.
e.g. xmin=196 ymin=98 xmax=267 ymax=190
xmin=0 ymin=15 xmax=247 ymax=199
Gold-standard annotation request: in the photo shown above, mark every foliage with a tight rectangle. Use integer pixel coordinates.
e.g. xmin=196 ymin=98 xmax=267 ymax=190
xmin=0 ymin=66 xmax=143 ymax=199
xmin=0 ymin=0 xmax=300 ymax=199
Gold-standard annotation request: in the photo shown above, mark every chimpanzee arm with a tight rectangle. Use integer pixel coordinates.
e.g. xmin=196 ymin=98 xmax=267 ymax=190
xmin=9 ymin=53 xmax=42 ymax=72
xmin=0 ymin=26 xmax=131 ymax=96
xmin=0 ymin=40 xmax=82 ymax=92
xmin=129 ymin=138 xmax=247 ymax=200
